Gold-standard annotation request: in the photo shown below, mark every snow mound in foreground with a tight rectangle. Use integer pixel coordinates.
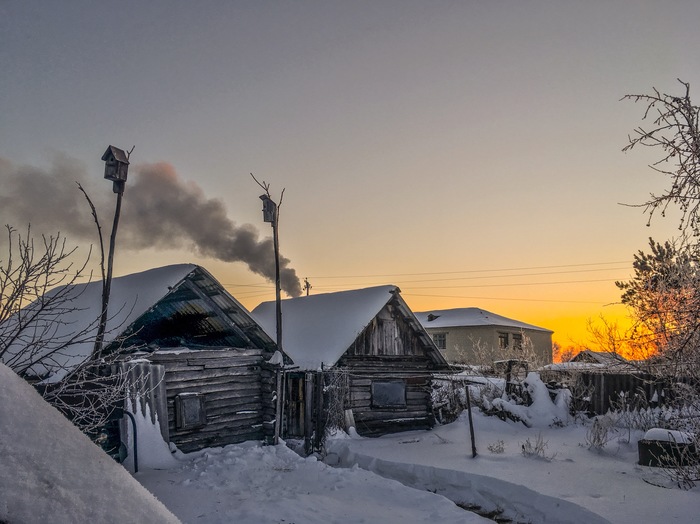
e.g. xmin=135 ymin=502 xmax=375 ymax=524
xmin=0 ymin=363 xmax=180 ymax=524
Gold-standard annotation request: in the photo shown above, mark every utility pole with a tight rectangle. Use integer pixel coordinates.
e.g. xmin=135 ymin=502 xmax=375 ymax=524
xmin=303 ymin=277 xmax=312 ymax=296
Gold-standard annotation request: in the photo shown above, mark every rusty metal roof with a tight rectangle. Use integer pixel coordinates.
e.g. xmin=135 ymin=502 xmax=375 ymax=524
xmin=110 ymin=266 xmax=276 ymax=353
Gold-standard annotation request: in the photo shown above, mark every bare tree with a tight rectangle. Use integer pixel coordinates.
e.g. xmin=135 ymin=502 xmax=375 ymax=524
xmin=0 ymin=225 xmax=94 ymax=376
xmin=0 ymin=225 xmax=132 ymax=434
xmin=622 ymin=79 xmax=700 ymax=234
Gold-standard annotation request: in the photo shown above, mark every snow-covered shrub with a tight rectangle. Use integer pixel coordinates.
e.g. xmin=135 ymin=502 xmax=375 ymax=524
xmin=521 ymin=433 xmax=555 ymax=460
xmin=470 ymin=380 xmax=506 ymax=412
xmin=491 ymin=373 xmax=570 ymax=428
xmin=323 ymin=370 xmax=349 ymax=442
xmin=487 ymin=439 xmax=505 ymax=454
xmin=583 ymin=416 xmax=618 ymax=451
xmin=431 ymin=378 xmax=469 ymax=424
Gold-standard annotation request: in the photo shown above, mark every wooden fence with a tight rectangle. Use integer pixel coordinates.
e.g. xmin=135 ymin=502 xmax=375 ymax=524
xmin=540 ymin=370 xmax=691 ymax=415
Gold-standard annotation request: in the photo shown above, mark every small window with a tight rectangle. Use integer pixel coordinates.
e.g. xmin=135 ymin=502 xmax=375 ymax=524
xmin=371 ymin=381 xmax=406 ymax=408
xmin=175 ymin=393 xmax=207 ymax=429
xmin=512 ymin=333 xmax=523 ymax=350
xmin=432 ymin=333 xmax=447 ymax=350
xmin=498 ymin=332 xmax=509 ymax=350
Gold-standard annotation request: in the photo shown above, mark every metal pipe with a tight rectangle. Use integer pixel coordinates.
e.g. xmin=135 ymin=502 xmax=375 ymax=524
xmin=123 ymin=410 xmax=138 ymax=473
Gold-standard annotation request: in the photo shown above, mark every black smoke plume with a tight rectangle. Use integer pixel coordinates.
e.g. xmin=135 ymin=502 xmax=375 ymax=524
xmin=0 ymin=155 xmax=302 ymax=297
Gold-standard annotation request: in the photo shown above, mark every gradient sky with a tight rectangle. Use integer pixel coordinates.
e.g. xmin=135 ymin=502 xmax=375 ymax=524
xmin=2 ymin=1 xmax=700 ymax=349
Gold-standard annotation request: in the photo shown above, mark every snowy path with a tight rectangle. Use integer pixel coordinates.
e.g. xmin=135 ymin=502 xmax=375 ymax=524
xmin=327 ymin=411 xmax=700 ymax=524
xmin=327 ymin=440 xmax=610 ymax=523
xmin=137 ymin=441 xmax=491 ymax=524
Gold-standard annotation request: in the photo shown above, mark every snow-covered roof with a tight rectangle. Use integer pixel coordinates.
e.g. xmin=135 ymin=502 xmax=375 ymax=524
xmin=544 ymin=350 xmax=636 ymax=373
xmin=2 ymin=264 xmax=274 ymax=382
xmin=415 ymin=308 xmax=552 ymax=333
xmin=570 ymin=349 xmax=627 ymax=365
xmin=252 ymin=286 xmax=398 ymax=370
xmin=252 ymin=285 xmax=445 ymax=371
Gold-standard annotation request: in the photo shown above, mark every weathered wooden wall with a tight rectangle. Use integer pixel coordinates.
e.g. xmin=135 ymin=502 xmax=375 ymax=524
xmin=337 ymin=302 xmax=439 ymax=437
xmin=338 ymin=357 xmax=434 ymax=436
xmin=146 ymin=348 xmax=272 ymax=452
xmin=347 ymin=303 xmax=424 ymax=357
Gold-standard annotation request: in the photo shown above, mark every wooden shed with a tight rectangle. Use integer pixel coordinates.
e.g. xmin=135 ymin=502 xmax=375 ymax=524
xmin=5 ymin=264 xmax=280 ymax=453
xmin=107 ymin=265 xmax=279 ymax=452
xmin=252 ymin=286 xmax=449 ymax=449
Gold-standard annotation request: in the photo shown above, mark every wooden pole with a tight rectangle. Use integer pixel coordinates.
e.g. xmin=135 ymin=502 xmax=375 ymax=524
xmin=272 ymin=207 xmax=284 ymax=445
xmin=465 ymin=382 xmax=477 ymax=458
xmin=94 ymin=185 xmax=123 ymax=359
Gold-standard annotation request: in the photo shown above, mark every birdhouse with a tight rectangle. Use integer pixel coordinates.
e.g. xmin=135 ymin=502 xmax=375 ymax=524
xmin=259 ymin=194 xmax=277 ymax=223
xmin=101 ymin=145 xmax=130 ymax=183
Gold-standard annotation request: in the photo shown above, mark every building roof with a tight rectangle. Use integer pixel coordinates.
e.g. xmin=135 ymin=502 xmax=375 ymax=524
xmin=543 ymin=350 xmax=636 ymax=373
xmin=415 ymin=307 xmax=553 ymax=333
xmin=252 ymin=286 xmax=447 ymax=371
xmin=2 ymin=264 xmax=274 ymax=382
xmin=101 ymin=144 xmax=130 ymax=164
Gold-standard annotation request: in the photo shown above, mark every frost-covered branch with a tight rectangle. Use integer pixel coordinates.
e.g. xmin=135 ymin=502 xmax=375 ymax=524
xmin=622 ymin=79 xmax=700 ymax=234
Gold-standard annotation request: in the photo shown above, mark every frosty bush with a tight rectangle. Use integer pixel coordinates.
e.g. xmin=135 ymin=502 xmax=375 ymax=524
xmin=521 ymin=433 xmax=555 ymax=461
xmin=491 ymin=373 xmax=570 ymax=428
xmin=487 ymin=440 xmax=505 ymax=454
xmin=583 ymin=416 xmax=618 ymax=451
xmin=431 ymin=378 xmax=469 ymax=424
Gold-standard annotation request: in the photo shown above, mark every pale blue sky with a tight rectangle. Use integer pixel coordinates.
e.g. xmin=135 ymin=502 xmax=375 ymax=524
xmin=2 ymin=1 xmax=699 ymax=344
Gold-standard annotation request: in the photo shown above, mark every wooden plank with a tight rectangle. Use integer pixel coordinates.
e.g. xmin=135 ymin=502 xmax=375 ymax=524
xmin=165 ymin=378 xmax=260 ymax=396
xmin=354 ymin=409 xmax=428 ymax=421
xmin=164 ymin=367 xmax=259 ymax=382
xmin=206 ymin=398 xmax=262 ymax=414
xmin=146 ymin=347 xmax=263 ymax=361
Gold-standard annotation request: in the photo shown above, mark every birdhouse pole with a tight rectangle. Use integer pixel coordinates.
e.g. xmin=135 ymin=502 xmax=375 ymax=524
xmin=252 ymin=173 xmax=286 ymax=444
xmin=94 ymin=145 xmax=132 ymax=359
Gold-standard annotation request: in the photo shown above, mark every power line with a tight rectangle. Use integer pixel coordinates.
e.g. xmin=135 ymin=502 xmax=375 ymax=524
xmin=402 ymin=292 xmax=617 ymax=305
xmin=303 ymin=266 xmax=631 ymax=287
xmin=305 ymin=260 xmax=631 ymax=279
xmin=404 ymin=277 xmax=626 ymax=289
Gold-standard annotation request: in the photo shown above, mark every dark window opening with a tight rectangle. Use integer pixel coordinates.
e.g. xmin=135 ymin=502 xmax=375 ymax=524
xmin=371 ymin=381 xmax=406 ymax=408
xmin=175 ymin=393 xmax=207 ymax=429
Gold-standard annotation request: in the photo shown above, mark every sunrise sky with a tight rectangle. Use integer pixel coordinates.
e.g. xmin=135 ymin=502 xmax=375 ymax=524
xmin=2 ymin=1 xmax=700 ymax=349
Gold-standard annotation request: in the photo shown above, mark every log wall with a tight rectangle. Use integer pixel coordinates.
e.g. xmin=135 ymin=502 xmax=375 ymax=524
xmin=338 ymin=356 xmax=435 ymax=437
xmin=146 ymin=348 xmax=272 ymax=452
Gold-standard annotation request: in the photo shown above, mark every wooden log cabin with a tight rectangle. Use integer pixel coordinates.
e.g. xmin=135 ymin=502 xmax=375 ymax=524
xmin=107 ymin=265 xmax=282 ymax=452
xmin=5 ymin=264 xmax=280 ymax=453
xmin=252 ymin=286 xmax=450 ymax=449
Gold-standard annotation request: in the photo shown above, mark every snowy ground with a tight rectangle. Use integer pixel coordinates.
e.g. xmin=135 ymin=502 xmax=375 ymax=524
xmin=326 ymin=412 xmax=700 ymax=523
xmin=134 ymin=375 xmax=699 ymax=524
xmin=134 ymin=411 xmax=699 ymax=524
xmin=4 ymin=363 xmax=699 ymax=523
xmin=138 ymin=440 xmax=491 ymax=524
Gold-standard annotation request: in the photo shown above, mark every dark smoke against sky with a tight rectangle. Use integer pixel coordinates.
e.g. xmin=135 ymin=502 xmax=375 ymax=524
xmin=0 ymin=155 xmax=302 ymax=297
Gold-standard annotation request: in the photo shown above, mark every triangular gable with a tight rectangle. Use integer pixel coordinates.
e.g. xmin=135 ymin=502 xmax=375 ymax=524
xmin=3 ymin=264 xmax=274 ymax=382
xmin=252 ymin=286 xmax=448 ymax=371
xmin=117 ymin=266 xmax=275 ymax=352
